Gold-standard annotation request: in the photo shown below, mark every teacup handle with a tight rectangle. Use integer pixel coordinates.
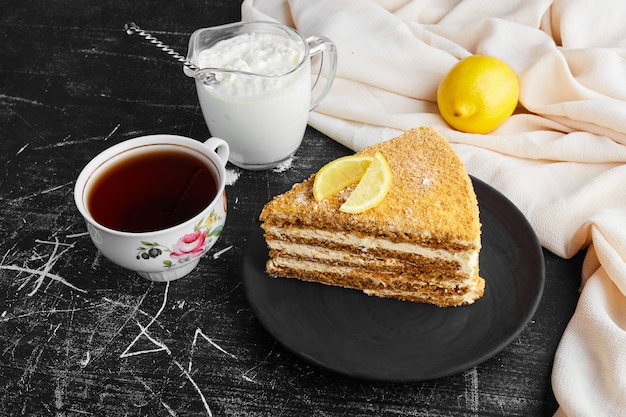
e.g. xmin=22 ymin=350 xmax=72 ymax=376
xmin=307 ymin=35 xmax=338 ymax=111
xmin=203 ymin=137 xmax=230 ymax=167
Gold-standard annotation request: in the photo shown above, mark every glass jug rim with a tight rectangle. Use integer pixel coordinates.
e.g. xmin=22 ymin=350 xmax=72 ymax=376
xmin=186 ymin=20 xmax=309 ymax=81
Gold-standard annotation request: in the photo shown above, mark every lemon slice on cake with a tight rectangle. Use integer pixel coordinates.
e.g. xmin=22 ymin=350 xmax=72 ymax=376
xmin=339 ymin=152 xmax=391 ymax=214
xmin=313 ymin=155 xmax=373 ymax=202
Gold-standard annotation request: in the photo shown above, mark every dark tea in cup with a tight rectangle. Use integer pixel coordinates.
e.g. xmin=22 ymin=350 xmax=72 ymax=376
xmin=87 ymin=146 xmax=218 ymax=233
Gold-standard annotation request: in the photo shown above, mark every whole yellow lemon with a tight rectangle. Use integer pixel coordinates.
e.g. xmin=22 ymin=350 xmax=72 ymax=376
xmin=437 ymin=55 xmax=519 ymax=134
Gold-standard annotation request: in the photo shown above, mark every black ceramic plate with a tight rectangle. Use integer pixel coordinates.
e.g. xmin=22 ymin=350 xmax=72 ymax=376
xmin=243 ymin=176 xmax=545 ymax=382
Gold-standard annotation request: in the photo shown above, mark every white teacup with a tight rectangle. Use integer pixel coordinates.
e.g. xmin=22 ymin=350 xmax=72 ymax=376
xmin=74 ymin=134 xmax=229 ymax=282
xmin=184 ymin=21 xmax=337 ymax=170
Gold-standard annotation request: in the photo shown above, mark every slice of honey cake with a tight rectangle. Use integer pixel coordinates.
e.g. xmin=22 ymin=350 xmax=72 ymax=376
xmin=259 ymin=126 xmax=484 ymax=307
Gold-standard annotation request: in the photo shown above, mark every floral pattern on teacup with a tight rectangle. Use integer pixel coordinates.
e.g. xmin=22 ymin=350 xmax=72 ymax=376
xmin=170 ymin=230 xmax=206 ymax=260
xmin=136 ymin=210 xmax=224 ymax=269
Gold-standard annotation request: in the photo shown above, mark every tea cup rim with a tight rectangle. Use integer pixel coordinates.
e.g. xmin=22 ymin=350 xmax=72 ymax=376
xmin=74 ymin=134 xmax=227 ymax=238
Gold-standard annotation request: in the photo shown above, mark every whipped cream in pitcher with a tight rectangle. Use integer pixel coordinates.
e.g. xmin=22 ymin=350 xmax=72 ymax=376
xmin=196 ymin=32 xmax=305 ymax=95
xmin=186 ymin=21 xmax=337 ymax=170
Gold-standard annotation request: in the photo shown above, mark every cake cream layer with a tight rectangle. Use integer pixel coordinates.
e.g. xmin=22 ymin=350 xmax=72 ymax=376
xmin=264 ymin=226 xmax=479 ymax=278
xmin=266 ymin=257 xmax=484 ymax=307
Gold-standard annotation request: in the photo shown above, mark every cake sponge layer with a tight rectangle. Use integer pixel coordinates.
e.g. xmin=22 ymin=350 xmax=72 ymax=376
xmin=266 ymin=257 xmax=484 ymax=307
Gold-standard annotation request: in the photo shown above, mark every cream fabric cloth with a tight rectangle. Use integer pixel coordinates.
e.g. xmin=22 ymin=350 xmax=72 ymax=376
xmin=241 ymin=0 xmax=626 ymax=415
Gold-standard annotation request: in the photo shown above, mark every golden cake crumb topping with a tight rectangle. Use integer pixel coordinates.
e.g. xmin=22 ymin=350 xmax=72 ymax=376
xmin=260 ymin=126 xmax=480 ymax=248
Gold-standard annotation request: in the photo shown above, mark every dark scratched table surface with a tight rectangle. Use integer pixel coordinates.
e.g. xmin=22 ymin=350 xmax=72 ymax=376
xmin=1 ymin=1 xmax=583 ymax=416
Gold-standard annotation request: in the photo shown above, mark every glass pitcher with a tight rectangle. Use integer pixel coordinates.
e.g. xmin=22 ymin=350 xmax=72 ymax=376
xmin=184 ymin=21 xmax=338 ymax=170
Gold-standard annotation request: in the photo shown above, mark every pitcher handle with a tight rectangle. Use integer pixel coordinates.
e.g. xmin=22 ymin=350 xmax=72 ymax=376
xmin=203 ymin=137 xmax=230 ymax=167
xmin=307 ymin=35 xmax=338 ymax=111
